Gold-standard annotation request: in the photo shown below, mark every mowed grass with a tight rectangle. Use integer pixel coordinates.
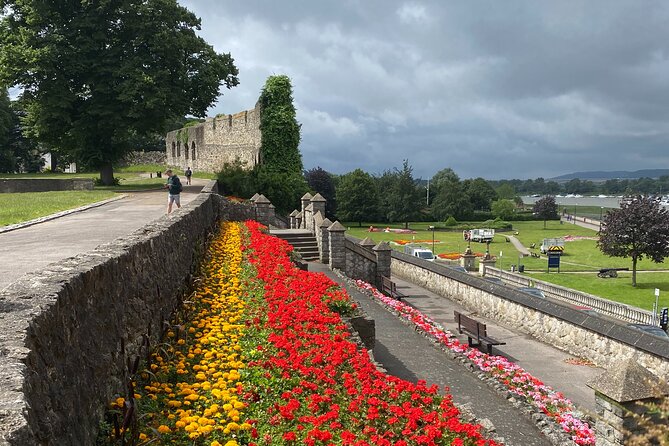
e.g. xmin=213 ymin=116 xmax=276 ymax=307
xmin=0 ymin=190 xmax=117 ymax=226
xmin=345 ymin=219 xmax=669 ymax=309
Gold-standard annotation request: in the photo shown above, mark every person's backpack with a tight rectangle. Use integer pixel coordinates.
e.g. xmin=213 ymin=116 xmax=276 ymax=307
xmin=172 ymin=176 xmax=183 ymax=193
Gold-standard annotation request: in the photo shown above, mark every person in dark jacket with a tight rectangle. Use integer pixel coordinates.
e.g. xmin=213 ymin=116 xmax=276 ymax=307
xmin=164 ymin=169 xmax=182 ymax=214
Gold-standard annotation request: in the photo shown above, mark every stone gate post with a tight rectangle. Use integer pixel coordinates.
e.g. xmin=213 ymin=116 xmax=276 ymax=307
xmin=587 ymin=359 xmax=669 ymax=446
xmin=300 ymin=193 xmax=312 ymax=229
xmin=319 ymin=218 xmax=333 ymax=264
xmin=373 ymin=242 xmax=392 ymax=288
xmin=328 ymin=221 xmax=346 ymax=270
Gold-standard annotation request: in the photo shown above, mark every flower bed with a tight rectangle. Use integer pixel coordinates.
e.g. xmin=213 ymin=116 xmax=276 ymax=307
xmin=437 ymin=252 xmax=485 ymax=260
xmin=353 ymin=280 xmax=595 ymax=446
xmin=101 ymin=221 xmax=500 ymax=445
xmin=393 ymin=239 xmax=440 ymax=245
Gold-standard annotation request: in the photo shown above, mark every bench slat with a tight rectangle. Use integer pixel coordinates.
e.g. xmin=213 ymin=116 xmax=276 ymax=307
xmin=454 ymin=310 xmax=506 ymax=354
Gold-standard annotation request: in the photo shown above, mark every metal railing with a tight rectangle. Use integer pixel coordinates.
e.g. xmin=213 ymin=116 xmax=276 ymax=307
xmin=485 ymin=267 xmax=655 ymax=324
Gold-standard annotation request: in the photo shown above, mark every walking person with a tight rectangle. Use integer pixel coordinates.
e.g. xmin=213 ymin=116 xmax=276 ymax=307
xmin=185 ymin=166 xmax=192 ymax=185
xmin=164 ymin=169 xmax=183 ymax=214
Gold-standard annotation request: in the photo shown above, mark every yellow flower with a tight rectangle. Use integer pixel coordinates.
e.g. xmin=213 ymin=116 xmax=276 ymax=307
xmin=157 ymin=425 xmax=171 ymax=434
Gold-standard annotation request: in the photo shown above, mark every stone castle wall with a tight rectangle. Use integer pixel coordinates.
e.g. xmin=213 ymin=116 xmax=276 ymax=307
xmin=165 ymin=103 xmax=261 ymax=173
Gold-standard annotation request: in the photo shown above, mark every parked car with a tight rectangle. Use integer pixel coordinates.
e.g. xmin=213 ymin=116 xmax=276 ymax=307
xmin=627 ymin=323 xmax=669 ymax=338
xmin=517 ymin=287 xmax=546 ymax=299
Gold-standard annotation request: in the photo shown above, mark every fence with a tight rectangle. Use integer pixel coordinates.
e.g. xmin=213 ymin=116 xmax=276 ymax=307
xmin=485 ymin=267 xmax=655 ymax=324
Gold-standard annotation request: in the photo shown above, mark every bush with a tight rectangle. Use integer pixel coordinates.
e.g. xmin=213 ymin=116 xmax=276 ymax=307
xmin=443 ymin=216 xmax=458 ymax=227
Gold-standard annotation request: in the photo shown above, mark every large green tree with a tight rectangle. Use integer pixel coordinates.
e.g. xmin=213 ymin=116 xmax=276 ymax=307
xmin=533 ymin=195 xmax=558 ymax=229
xmin=382 ymin=160 xmax=422 ymax=228
xmin=258 ymin=75 xmax=302 ymax=175
xmin=598 ymin=196 xmax=669 ymax=287
xmin=0 ymin=0 xmax=238 ymax=184
xmin=305 ymin=166 xmax=337 ymax=219
xmin=336 ymin=169 xmax=378 ymax=226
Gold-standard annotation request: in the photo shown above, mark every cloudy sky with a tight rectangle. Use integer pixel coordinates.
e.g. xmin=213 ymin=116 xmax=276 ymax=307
xmin=181 ymin=0 xmax=669 ymax=180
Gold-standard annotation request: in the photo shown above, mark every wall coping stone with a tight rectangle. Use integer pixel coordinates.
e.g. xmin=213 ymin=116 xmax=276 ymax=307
xmin=587 ymin=360 xmax=669 ymax=402
xmin=328 ymin=221 xmax=346 ymax=232
xmin=359 ymin=237 xmax=376 ymax=247
xmin=373 ymin=241 xmax=392 ymax=252
xmin=310 ymin=193 xmax=326 ymax=202
xmin=255 ymin=194 xmax=270 ymax=204
xmin=289 ymin=210 xmax=299 ymax=217
xmin=320 ymin=218 xmax=333 ymax=228
xmin=301 ymin=192 xmax=313 ymax=200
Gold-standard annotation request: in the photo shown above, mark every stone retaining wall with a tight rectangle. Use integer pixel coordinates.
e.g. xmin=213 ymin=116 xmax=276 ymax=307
xmin=344 ymin=239 xmax=377 ymax=284
xmin=391 ymin=252 xmax=669 ymax=379
xmin=0 ymin=178 xmax=94 ymax=193
xmin=0 ymin=182 xmax=256 ymax=445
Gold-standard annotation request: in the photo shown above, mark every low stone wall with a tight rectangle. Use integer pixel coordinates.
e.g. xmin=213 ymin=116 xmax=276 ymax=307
xmin=391 ymin=252 xmax=669 ymax=379
xmin=0 ymin=178 xmax=94 ymax=193
xmin=0 ymin=183 xmax=256 ymax=445
xmin=344 ymin=239 xmax=377 ymax=284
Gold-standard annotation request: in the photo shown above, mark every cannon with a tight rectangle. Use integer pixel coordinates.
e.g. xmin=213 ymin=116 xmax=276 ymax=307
xmin=597 ymin=267 xmax=629 ymax=278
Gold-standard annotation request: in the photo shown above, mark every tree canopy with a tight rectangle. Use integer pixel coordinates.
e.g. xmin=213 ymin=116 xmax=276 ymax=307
xmin=305 ymin=167 xmax=337 ymax=218
xmin=598 ymin=195 xmax=669 ymax=286
xmin=533 ymin=195 xmax=558 ymax=228
xmin=0 ymin=0 xmax=238 ymax=183
xmin=336 ymin=169 xmax=378 ymax=226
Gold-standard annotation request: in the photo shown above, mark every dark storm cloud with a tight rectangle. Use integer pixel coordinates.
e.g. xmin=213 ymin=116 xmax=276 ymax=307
xmin=182 ymin=0 xmax=669 ymax=179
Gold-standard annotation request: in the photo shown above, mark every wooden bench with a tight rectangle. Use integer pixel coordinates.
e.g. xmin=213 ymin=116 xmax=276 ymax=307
xmin=380 ymin=276 xmax=407 ymax=300
xmin=453 ymin=310 xmax=506 ymax=354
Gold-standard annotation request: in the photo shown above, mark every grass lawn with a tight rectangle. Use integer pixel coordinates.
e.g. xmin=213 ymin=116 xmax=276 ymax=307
xmin=0 ymin=190 xmax=117 ymax=226
xmin=345 ymin=219 xmax=669 ymax=310
xmin=529 ymin=271 xmax=669 ymax=311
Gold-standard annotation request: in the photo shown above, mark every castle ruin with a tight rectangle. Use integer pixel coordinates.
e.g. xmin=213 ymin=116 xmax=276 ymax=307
xmin=165 ymin=102 xmax=261 ymax=172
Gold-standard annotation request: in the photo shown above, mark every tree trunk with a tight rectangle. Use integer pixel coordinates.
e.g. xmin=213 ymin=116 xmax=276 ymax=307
xmin=632 ymin=256 xmax=637 ymax=287
xmin=99 ymin=163 xmax=115 ymax=186
xmin=543 ymin=219 xmax=547 ymax=229
xmin=404 ymin=221 xmax=409 ymax=229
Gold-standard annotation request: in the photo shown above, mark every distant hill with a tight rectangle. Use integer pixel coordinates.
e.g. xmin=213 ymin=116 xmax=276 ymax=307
xmin=550 ymin=169 xmax=669 ymax=182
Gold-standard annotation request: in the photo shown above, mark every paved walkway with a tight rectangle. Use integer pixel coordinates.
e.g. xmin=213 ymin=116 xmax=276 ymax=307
xmin=1 ymin=178 xmax=208 ymax=291
xmin=310 ymin=263 xmax=555 ymax=446
xmin=501 ymin=234 xmax=531 ymax=256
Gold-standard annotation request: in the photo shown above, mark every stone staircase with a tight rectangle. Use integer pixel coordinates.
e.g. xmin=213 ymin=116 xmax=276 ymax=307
xmin=271 ymin=229 xmax=320 ymax=261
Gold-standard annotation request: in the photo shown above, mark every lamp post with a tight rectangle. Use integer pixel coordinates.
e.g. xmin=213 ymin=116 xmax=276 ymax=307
xmin=599 ymin=207 xmax=603 ymax=230
xmin=429 ymin=225 xmax=435 ymax=253
xmin=573 ymin=203 xmax=577 ymax=224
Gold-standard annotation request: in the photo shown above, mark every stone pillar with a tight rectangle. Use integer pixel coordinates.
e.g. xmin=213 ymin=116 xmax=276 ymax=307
xmin=359 ymin=237 xmax=376 ymax=250
xmin=319 ymin=218 xmax=332 ymax=264
xmin=268 ymin=203 xmax=276 ymax=225
xmin=295 ymin=212 xmax=302 ymax=230
xmin=310 ymin=193 xmax=327 ymax=218
xmin=587 ymin=360 xmax=669 ymax=446
xmin=479 ymin=255 xmax=497 ymax=275
xmin=300 ymin=193 xmax=313 ymax=228
xmin=304 ymin=203 xmax=314 ymax=232
xmin=460 ymin=246 xmax=476 ymax=271
xmin=250 ymin=193 xmax=260 ymax=203
xmin=254 ymin=194 xmax=271 ymax=226
xmin=328 ymin=221 xmax=346 ymax=270
xmin=289 ymin=210 xmax=299 ymax=229
xmin=373 ymin=241 xmax=392 ymax=288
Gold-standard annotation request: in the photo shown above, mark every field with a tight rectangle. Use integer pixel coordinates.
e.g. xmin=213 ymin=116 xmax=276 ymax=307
xmin=344 ymin=219 xmax=669 ymax=310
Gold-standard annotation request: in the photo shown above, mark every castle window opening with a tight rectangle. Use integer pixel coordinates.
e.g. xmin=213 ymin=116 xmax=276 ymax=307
xmin=171 ymin=142 xmax=176 ymax=158
xmin=191 ymin=142 xmax=196 ymax=160
xmin=177 ymin=142 xmax=181 ymax=157
xmin=185 ymin=145 xmax=189 ymax=160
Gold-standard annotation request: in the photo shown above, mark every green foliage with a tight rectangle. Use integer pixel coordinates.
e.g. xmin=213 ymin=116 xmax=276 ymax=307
xmin=462 ymin=177 xmax=498 ymax=211
xmin=305 ymin=166 xmax=337 ymax=219
xmin=336 ymin=169 xmax=379 ymax=226
xmin=491 ymin=199 xmax=516 ymax=220
xmin=533 ymin=195 xmax=559 ymax=228
xmin=443 ymin=216 xmax=458 ymax=227
xmin=0 ymin=1 xmax=238 ymax=184
xmin=380 ymin=160 xmax=423 ymax=227
xmin=598 ymin=195 xmax=669 ymax=286
xmin=253 ymin=167 xmax=309 ymax=215
xmin=217 ymin=159 xmax=257 ymax=198
xmin=258 ymin=75 xmax=302 ymax=175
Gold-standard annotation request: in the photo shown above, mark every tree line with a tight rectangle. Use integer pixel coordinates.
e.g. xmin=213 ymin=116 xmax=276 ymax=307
xmin=491 ymin=176 xmax=669 ymax=196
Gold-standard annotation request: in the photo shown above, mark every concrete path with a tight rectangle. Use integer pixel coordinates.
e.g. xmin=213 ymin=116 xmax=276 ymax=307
xmin=562 ymin=215 xmax=601 ymax=232
xmin=501 ymin=234 xmax=531 ymax=256
xmin=0 ymin=178 xmax=209 ymax=291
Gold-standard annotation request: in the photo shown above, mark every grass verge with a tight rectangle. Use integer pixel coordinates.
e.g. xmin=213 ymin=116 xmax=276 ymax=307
xmin=0 ymin=190 xmax=117 ymax=226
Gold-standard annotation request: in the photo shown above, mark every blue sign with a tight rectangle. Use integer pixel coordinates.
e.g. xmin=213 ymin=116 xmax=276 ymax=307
xmin=661 ymin=307 xmax=668 ymax=330
xmin=548 ymin=254 xmax=560 ymax=268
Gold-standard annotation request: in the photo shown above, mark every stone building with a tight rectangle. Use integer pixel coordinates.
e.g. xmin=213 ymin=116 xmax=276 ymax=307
xmin=165 ymin=102 xmax=261 ymax=172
